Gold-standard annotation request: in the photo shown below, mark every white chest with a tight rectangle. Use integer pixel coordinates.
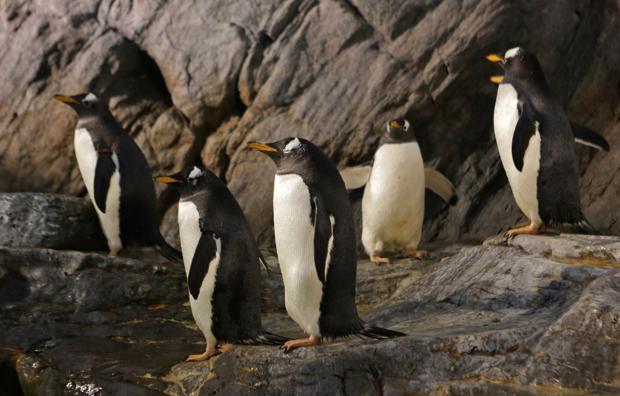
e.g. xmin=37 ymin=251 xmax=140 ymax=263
xmin=493 ymin=84 xmax=542 ymax=223
xmin=74 ymin=128 xmax=122 ymax=253
xmin=273 ymin=173 xmax=324 ymax=336
xmin=177 ymin=200 xmax=221 ymax=345
xmin=361 ymin=143 xmax=425 ymax=251
xmin=178 ymin=201 xmax=202 ymax=274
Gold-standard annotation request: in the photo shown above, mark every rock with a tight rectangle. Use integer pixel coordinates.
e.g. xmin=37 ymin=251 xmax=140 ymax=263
xmin=2 ymin=235 xmax=620 ymax=394
xmin=0 ymin=0 xmax=618 ymax=246
xmin=0 ymin=193 xmax=105 ymax=250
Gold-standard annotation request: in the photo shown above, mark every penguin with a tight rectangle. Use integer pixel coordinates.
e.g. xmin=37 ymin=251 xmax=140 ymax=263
xmin=359 ymin=118 xmax=456 ymax=264
xmin=156 ymin=165 xmax=287 ymax=361
xmin=249 ymin=137 xmax=405 ymax=351
xmin=54 ymin=93 xmax=181 ymax=261
xmin=486 ymin=48 xmax=609 ymax=236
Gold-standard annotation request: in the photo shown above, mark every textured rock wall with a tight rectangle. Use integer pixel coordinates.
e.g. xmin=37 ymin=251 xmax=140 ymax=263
xmin=0 ymin=0 xmax=618 ymax=246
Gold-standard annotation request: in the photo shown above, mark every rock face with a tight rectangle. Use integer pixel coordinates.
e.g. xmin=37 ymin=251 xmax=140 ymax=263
xmin=0 ymin=193 xmax=105 ymax=250
xmin=2 ymin=232 xmax=620 ymax=395
xmin=0 ymin=0 xmax=619 ymax=246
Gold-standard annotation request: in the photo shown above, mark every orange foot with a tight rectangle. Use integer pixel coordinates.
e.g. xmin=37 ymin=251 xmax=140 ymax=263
xmin=401 ymin=248 xmax=427 ymax=259
xmin=506 ymin=221 xmax=545 ymax=237
xmin=282 ymin=336 xmax=321 ymax=352
xmin=186 ymin=343 xmax=220 ymax=362
xmin=369 ymin=251 xmax=390 ymax=265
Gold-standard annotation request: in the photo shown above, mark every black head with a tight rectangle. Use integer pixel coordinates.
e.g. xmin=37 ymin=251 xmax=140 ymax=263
xmin=384 ymin=117 xmax=416 ymax=143
xmin=248 ymin=137 xmax=319 ymax=173
xmin=155 ymin=165 xmax=219 ymax=197
xmin=486 ymin=47 xmax=548 ymax=88
xmin=53 ymin=92 xmax=109 ymax=119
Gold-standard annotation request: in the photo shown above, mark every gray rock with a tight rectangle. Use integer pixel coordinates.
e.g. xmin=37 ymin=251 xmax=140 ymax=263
xmin=0 ymin=0 xmax=618 ymax=246
xmin=0 ymin=193 xmax=105 ymax=250
xmin=2 ymin=235 xmax=620 ymax=394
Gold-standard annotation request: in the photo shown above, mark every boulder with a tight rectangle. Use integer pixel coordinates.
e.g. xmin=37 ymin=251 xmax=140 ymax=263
xmin=2 ymin=235 xmax=620 ymax=394
xmin=0 ymin=193 xmax=105 ymax=250
xmin=0 ymin=0 xmax=618 ymax=246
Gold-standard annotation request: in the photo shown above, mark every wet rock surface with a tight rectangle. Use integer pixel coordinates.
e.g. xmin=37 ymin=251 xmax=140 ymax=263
xmin=0 ymin=193 xmax=105 ymax=251
xmin=1 ymin=234 xmax=620 ymax=395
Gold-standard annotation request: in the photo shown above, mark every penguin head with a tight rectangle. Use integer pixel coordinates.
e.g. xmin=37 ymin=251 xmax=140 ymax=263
xmin=248 ymin=137 xmax=316 ymax=169
xmin=155 ymin=165 xmax=218 ymax=196
xmin=385 ymin=118 xmax=415 ymax=143
xmin=486 ymin=47 xmax=547 ymax=86
xmin=53 ymin=92 xmax=106 ymax=118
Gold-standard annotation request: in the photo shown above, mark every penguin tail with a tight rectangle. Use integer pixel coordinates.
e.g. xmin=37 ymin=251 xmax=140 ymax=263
xmin=556 ymin=217 xmax=600 ymax=235
xmin=240 ymin=332 xmax=290 ymax=346
xmin=154 ymin=238 xmax=183 ymax=263
xmin=359 ymin=325 xmax=407 ymax=340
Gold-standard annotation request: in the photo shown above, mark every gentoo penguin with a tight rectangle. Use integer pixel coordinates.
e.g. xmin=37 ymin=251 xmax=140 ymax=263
xmin=54 ymin=93 xmax=181 ymax=261
xmin=486 ymin=48 xmax=609 ymax=236
xmin=361 ymin=118 xmax=456 ymax=264
xmin=156 ymin=165 xmax=287 ymax=361
xmin=249 ymin=137 xmax=405 ymax=351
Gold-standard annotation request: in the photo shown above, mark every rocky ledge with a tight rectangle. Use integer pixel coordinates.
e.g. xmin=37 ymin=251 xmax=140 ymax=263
xmin=2 ymin=216 xmax=620 ymax=394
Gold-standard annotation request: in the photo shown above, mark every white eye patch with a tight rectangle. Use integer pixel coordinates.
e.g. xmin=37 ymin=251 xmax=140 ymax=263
xmin=84 ymin=92 xmax=98 ymax=102
xmin=402 ymin=119 xmax=410 ymax=131
xmin=504 ymin=47 xmax=523 ymax=60
xmin=283 ymin=137 xmax=301 ymax=153
xmin=188 ymin=166 xmax=203 ymax=179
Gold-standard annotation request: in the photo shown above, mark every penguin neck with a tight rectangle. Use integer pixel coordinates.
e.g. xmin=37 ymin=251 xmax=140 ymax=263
xmin=508 ymin=74 xmax=552 ymax=99
xmin=76 ymin=116 xmax=99 ymax=129
xmin=381 ymin=136 xmax=416 ymax=145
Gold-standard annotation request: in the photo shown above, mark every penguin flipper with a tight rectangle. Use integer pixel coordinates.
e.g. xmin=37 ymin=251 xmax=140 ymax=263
xmin=424 ymin=167 xmax=457 ymax=205
xmin=187 ymin=224 xmax=219 ymax=300
xmin=512 ymin=98 xmax=538 ymax=172
xmin=154 ymin=238 xmax=183 ymax=263
xmin=93 ymin=146 xmax=116 ymax=213
xmin=310 ymin=191 xmax=333 ymax=284
xmin=571 ymin=122 xmax=610 ymax=152
xmin=339 ymin=165 xmax=372 ymax=190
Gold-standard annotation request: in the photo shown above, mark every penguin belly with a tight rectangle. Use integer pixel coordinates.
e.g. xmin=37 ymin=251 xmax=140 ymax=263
xmin=362 ymin=143 xmax=425 ymax=253
xmin=493 ymin=84 xmax=543 ymax=225
xmin=178 ymin=200 xmax=220 ymax=345
xmin=74 ymin=128 xmax=122 ymax=253
xmin=273 ymin=174 xmax=323 ymax=337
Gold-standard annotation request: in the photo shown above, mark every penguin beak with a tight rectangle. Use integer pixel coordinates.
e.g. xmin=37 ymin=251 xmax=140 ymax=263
xmin=248 ymin=142 xmax=279 ymax=153
xmin=486 ymin=54 xmax=505 ymax=84
xmin=389 ymin=120 xmax=401 ymax=130
xmin=155 ymin=176 xmax=182 ymax=184
xmin=53 ymin=95 xmax=80 ymax=105
xmin=486 ymin=54 xmax=505 ymax=64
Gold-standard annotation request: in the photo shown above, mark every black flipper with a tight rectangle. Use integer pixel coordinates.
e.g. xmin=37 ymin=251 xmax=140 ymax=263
xmin=154 ymin=237 xmax=183 ymax=263
xmin=512 ymin=98 xmax=538 ymax=172
xmin=360 ymin=325 xmax=407 ymax=339
xmin=93 ymin=143 xmax=116 ymax=213
xmin=187 ymin=221 xmax=218 ymax=299
xmin=258 ymin=253 xmax=273 ymax=275
xmin=570 ymin=122 xmax=610 ymax=151
xmin=310 ymin=190 xmax=333 ymax=285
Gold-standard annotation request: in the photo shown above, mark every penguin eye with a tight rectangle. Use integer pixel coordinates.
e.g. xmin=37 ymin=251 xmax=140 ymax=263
xmin=83 ymin=100 xmax=92 ymax=108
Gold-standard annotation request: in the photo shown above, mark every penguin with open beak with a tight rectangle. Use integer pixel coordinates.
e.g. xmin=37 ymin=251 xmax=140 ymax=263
xmin=54 ymin=93 xmax=181 ymax=261
xmin=156 ymin=165 xmax=288 ymax=361
xmin=486 ymin=48 xmax=608 ymax=236
xmin=249 ymin=138 xmax=405 ymax=352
